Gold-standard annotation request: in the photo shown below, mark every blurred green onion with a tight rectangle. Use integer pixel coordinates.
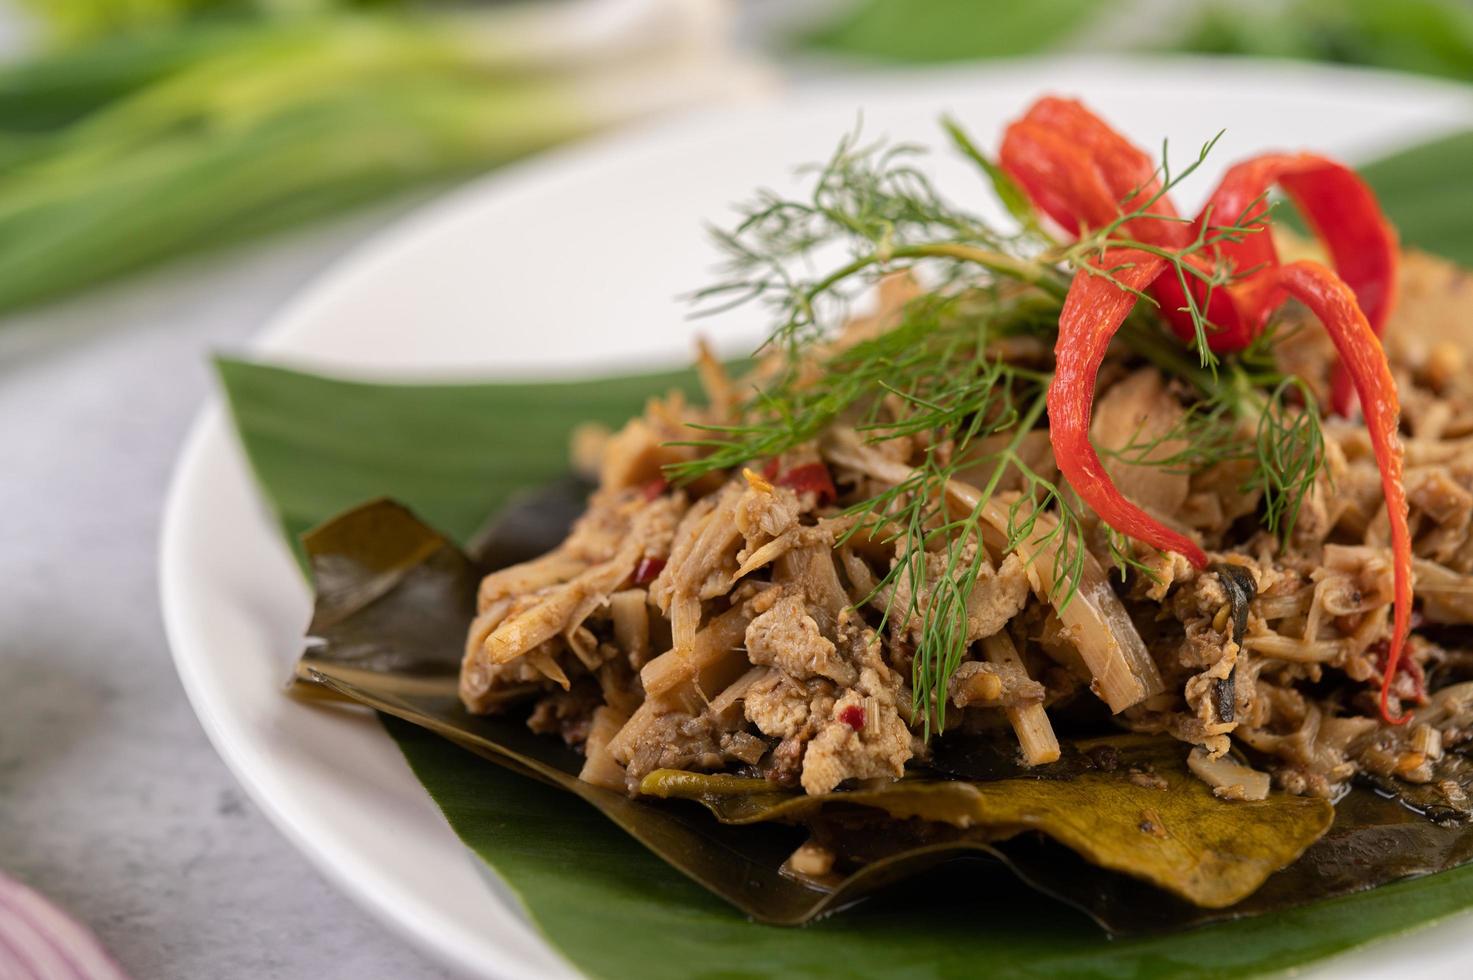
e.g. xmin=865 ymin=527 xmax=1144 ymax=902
xmin=0 ymin=21 xmax=262 ymax=131
xmin=15 ymin=0 xmax=379 ymax=43
xmin=0 ymin=2 xmax=758 ymax=315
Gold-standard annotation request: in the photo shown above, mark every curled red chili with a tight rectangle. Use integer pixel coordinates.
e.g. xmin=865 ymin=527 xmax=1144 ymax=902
xmin=999 ymin=97 xmax=1411 ymax=725
xmin=1000 ymin=98 xmax=1185 ymax=246
xmin=1169 ymin=153 xmax=1399 ymax=415
xmin=1049 ymin=248 xmax=1207 ymax=565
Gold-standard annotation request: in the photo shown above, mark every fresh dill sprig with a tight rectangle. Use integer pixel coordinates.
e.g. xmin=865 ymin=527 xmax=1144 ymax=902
xmin=1254 ymin=377 xmax=1326 ymax=541
xmin=1104 ymin=524 xmax=1162 ymax=584
xmin=1100 ymin=394 xmax=1244 ymax=477
xmin=668 ymin=287 xmax=1056 ymax=480
xmin=690 ymin=122 xmax=1065 ymax=359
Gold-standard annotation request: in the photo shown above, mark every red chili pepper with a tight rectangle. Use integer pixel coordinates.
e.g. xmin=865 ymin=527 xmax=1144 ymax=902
xmin=776 ymin=462 xmax=838 ymax=506
xmin=999 ymin=99 xmax=1411 ymax=725
xmin=839 ymin=704 xmax=866 ymax=732
xmin=1049 ymin=249 xmax=1209 ymax=567
xmin=633 ymin=556 xmax=666 ymax=586
xmin=1166 ymin=153 xmax=1399 ymax=415
xmin=1000 ymin=98 xmax=1186 ymax=247
xmin=1001 ymin=100 xmax=1400 ymax=415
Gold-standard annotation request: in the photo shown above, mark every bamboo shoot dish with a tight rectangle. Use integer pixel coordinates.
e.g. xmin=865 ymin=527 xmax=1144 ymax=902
xmin=315 ymin=97 xmax=1473 ymax=917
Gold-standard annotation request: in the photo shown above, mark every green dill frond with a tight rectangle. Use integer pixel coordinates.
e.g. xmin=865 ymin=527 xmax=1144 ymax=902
xmin=1253 ymin=377 xmax=1327 ymax=542
xmin=669 ymin=287 xmax=1057 ymax=482
xmin=1100 ymin=392 xmax=1246 ymax=476
xmin=691 ymin=123 xmax=1049 ymax=358
xmin=1104 ymin=525 xmax=1163 ymax=584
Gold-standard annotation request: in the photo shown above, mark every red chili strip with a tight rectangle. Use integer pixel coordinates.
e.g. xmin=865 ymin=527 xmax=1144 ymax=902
xmin=1148 ymin=249 xmax=1259 ymax=352
xmin=1003 ymin=100 xmax=1401 ymax=422
xmin=1000 ymin=97 xmax=1186 ymax=247
xmin=1269 ymin=261 xmax=1412 ymax=724
xmin=1049 ymin=249 xmax=1209 ymax=568
xmin=1200 ymin=154 xmax=1399 ymax=338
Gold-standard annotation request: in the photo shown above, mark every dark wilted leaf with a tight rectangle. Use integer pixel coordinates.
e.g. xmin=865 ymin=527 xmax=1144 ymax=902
xmin=641 ymin=732 xmax=1332 ymax=909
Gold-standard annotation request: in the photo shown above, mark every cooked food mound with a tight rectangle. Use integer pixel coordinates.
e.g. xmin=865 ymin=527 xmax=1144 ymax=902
xmin=458 ymin=98 xmax=1473 ymax=811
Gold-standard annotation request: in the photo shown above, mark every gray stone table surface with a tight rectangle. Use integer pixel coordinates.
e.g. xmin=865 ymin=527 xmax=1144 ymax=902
xmin=0 ymin=208 xmax=457 ymax=980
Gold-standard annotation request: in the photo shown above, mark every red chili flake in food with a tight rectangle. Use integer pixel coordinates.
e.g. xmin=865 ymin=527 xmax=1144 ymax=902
xmin=641 ymin=477 xmax=668 ymax=501
xmin=839 ymin=704 xmax=866 ymax=732
xmin=1373 ymin=639 xmax=1428 ymax=706
xmin=633 ymin=556 xmax=666 ymax=586
xmin=777 ymin=462 xmax=838 ymax=506
xmin=761 ymin=457 xmax=781 ymax=480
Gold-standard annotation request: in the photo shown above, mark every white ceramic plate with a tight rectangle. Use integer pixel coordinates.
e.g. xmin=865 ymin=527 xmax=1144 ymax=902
xmin=160 ymin=58 xmax=1473 ymax=979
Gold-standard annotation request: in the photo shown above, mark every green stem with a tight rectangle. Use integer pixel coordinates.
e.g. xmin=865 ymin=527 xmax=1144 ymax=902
xmin=798 ymin=241 xmax=1072 ymax=317
xmin=893 ymin=242 xmax=1071 ymax=297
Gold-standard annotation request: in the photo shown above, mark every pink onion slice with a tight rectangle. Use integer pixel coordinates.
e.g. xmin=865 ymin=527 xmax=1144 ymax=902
xmin=0 ymin=871 xmax=130 ymax=980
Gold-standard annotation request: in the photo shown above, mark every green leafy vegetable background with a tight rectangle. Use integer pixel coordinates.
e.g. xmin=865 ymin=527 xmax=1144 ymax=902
xmin=6 ymin=0 xmax=1473 ymax=317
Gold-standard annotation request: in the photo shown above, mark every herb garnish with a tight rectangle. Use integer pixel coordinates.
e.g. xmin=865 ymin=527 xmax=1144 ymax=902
xmin=671 ymin=118 xmax=1326 ymax=736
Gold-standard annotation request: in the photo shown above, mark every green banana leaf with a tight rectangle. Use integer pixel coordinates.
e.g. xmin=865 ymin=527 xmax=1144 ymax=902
xmin=1173 ymin=0 xmax=1473 ymax=85
xmin=389 ymin=713 xmax=1473 ymax=980
xmin=215 ymin=126 xmax=1473 ymax=976
xmin=216 ymin=359 xmax=703 ymax=564
xmin=1357 ymin=130 xmax=1473 ymax=266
